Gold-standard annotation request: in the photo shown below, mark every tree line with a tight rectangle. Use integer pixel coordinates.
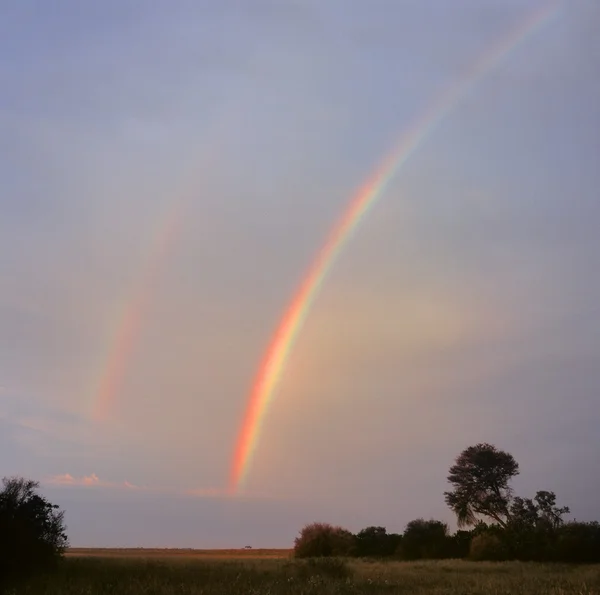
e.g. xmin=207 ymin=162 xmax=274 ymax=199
xmin=294 ymin=443 xmax=600 ymax=562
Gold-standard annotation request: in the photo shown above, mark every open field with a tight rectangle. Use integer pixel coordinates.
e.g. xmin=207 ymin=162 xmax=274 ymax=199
xmin=66 ymin=547 xmax=292 ymax=559
xmin=20 ymin=555 xmax=600 ymax=594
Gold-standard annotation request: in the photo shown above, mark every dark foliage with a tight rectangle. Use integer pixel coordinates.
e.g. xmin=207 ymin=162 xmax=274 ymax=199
xmin=444 ymin=443 xmax=519 ymax=528
xmin=354 ymin=526 xmax=401 ymax=558
xmin=400 ymin=519 xmax=450 ymax=560
xmin=504 ymin=490 xmax=571 ymax=560
xmin=553 ymin=521 xmax=600 ymax=563
xmin=446 ymin=529 xmax=474 ymax=559
xmin=0 ymin=477 xmax=68 ymax=588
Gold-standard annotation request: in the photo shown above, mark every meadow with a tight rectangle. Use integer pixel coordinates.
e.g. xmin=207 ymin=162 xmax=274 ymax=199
xmin=16 ymin=549 xmax=600 ymax=595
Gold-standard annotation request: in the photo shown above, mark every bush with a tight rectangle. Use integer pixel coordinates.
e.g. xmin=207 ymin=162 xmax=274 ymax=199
xmin=399 ymin=519 xmax=449 ymax=560
xmin=446 ymin=530 xmax=473 ymax=559
xmin=293 ymin=522 xmax=355 ymax=558
xmin=0 ymin=477 xmax=68 ymax=588
xmin=355 ymin=526 xmax=401 ymax=558
xmin=469 ymin=533 xmax=510 ymax=561
xmin=553 ymin=521 xmax=600 ymax=563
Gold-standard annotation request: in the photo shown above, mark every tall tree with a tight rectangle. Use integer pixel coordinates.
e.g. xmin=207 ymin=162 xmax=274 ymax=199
xmin=444 ymin=443 xmax=519 ymax=528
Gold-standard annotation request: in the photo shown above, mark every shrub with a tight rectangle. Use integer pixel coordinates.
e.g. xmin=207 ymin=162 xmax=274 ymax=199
xmin=355 ymin=526 xmax=401 ymax=558
xmin=293 ymin=522 xmax=355 ymax=558
xmin=553 ymin=521 xmax=600 ymax=563
xmin=447 ymin=530 xmax=473 ymax=559
xmin=0 ymin=477 xmax=68 ymax=588
xmin=399 ymin=519 xmax=449 ymax=560
xmin=469 ymin=533 xmax=510 ymax=561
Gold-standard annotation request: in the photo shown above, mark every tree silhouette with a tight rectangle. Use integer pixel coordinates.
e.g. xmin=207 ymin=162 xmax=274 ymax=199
xmin=510 ymin=491 xmax=570 ymax=531
xmin=355 ymin=526 xmax=401 ymax=557
xmin=401 ymin=519 xmax=449 ymax=559
xmin=444 ymin=443 xmax=519 ymax=528
xmin=0 ymin=477 xmax=68 ymax=588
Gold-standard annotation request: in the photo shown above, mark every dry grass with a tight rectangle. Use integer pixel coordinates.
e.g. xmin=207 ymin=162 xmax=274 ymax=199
xmin=17 ymin=555 xmax=600 ymax=594
xmin=66 ymin=547 xmax=292 ymax=559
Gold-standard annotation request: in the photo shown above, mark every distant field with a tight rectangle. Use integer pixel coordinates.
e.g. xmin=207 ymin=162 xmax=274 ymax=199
xmin=24 ymin=556 xmax=600 ymax=594
xmin=66 ymin=547 xmax=292 ymax=559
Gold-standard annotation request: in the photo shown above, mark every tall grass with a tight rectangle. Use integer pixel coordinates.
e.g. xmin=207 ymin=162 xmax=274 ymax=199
xmin=14 ymin=557 xmax=600 ymax=594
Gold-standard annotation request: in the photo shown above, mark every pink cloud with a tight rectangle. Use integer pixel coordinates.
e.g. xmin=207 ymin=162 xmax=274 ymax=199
xmin=45 ymin=473 xmax=137 ymax=489
xmin=82 ymin=473 xmax=101 ymax=486
xmin=46 ymin=473 xmax=106 ymax=487
xmin=44 ymin=474 xmax=168 ymax=493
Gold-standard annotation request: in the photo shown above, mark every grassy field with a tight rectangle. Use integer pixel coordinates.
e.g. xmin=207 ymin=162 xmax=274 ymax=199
xmin=66 ymin=547 xmax=292 ymax=559
xmin=13 ymin=550 xmax=600 ymax=594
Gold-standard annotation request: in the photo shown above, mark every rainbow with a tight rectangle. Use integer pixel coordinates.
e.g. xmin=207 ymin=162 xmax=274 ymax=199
xmin=229 ymin=2 xmax=560 ymax=492
xmin=92 ymin=201 xmax=185 ymax=422
xmin=89 ymin=102 xmax=243 ymax=423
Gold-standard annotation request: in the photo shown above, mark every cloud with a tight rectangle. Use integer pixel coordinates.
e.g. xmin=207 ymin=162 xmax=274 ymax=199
xmin=46 ymin=473 xmax=112 ymax=488
xmin=45 ymin=474 xmax=158 ymax=492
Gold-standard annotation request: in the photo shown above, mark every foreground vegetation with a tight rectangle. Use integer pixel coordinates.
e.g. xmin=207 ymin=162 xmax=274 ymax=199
xmin=16 ymin=556 xmax=600 ymax=595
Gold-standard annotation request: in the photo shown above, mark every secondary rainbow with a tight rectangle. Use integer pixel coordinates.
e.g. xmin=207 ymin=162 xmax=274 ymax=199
xmin=229 ymin=2 xmax=560 ymax=492
xmin=92 ymin=202 xmax=185 ymax=422
xmin=90 ymin=103 xmax=247 ymax=422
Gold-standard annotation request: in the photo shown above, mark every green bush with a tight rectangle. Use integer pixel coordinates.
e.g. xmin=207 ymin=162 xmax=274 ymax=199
xmin=293 ymin=522 xmax=355 ymax=558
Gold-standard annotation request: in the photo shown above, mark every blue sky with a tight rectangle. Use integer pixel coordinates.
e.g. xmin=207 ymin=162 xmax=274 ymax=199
xmin=1 ymin=0 xmax=599 ymax=547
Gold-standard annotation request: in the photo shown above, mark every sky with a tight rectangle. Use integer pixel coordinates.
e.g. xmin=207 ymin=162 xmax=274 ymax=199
xmin=1 ymin=0 xmax=599 ymax=547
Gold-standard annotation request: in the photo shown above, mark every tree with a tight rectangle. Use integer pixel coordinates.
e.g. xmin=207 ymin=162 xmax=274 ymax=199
xmin=506 ymin=491 xmax=570 ymax=560
xmin=532 ymin=491 xmax=570 ymax=530
xmin=293 ymin=522 xmax=355 ymax=558
xmin=0 ymin=477 xmax=68 ymax=588
xmin=444 ymin=443 xmax=519 ymax=528
xmin=509 ymin=491 xmax=570 ymax=531
xmin=400 ymin=519 xmax=449 ymax=560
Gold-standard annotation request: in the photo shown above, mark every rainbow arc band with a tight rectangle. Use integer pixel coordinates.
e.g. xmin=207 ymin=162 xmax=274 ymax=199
xmin=229 ymin=2 xmax=560 ymax=493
